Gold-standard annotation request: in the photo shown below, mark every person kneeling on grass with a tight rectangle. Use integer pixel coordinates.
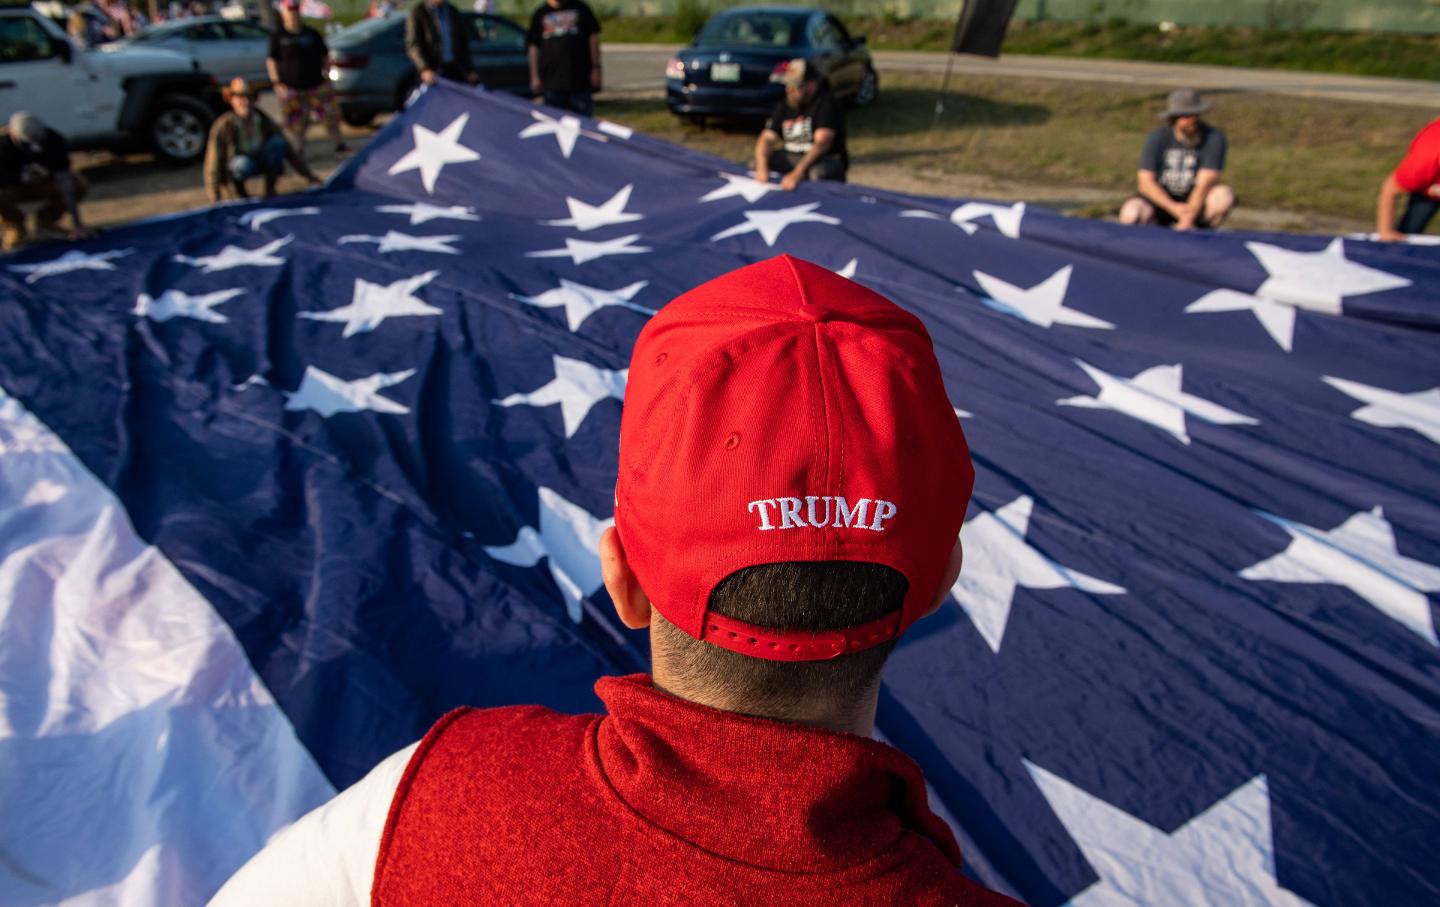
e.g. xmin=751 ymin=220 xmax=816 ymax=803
xmin=204 ymin=78 xmax=320 ymax=204
xmin=0 ymin=112 xmax=94 ymax=250
xmin=753 ymin=58 xmax=848 ymax=190
xmin=1375 ymin=115 xmax=1439 ymax=242
xmin=1120 ymin=88 xmax=1235 ymax=231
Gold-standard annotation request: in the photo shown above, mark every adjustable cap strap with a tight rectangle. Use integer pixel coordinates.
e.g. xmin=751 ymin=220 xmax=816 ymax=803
xmin=699 ymin=610 xmax=903 ymax=662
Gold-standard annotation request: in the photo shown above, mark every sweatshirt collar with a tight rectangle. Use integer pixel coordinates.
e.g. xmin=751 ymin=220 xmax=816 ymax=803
xmin=592 ymin=674 xmax=962 ymax=874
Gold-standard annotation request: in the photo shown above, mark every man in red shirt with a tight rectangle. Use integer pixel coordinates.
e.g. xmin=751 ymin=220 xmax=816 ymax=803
xmin=1376 ymin=117 xmax=1440 ymax=242
xmin=210 ymin=255 xmax=1021 ymax=906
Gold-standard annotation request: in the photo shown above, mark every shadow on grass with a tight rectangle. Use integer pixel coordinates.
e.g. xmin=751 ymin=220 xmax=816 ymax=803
xmin=853 ymin=89 xmax=1050 ymax=137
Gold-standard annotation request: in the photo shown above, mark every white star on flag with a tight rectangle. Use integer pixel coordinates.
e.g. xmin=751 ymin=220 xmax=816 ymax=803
xmin=544 ymin=184 xmax=643 ymax=232
xmin=387 ymin=113 xmax=480 ymax=193
xmin=1059 ymin=360 xmax=1259 ymax=445
xmin=1240 ymin=506 xmax=1440 ymax=646
xmin=338 ymin=231 xmax=460 ymax=254
xmin=493 ymin=355 xmax=626 ymax=437
xmin=173 ymin=236 xmax=292 ymax=273
xmin=300 ymin=271 xmax=441 ymax=337
xmin=953 ymin=406 xmax=973 ymax=419
xmin=833 ymin=258 xmax=858 ymax=280
xmin=1246 ymin=238 xmax=1410 ymax=314
xmin=376 ymin=202 xmax=480 ymax=226
xmin=598 ymin=120 xmax=633 ymax=139
xmin=710 ymin=203 xmax=841 ymax=247
xmin=284 ymin=366 xmax=415 ymax=417
xmin=8 ymin=248 xmax=132 ymax=283
xmin=973 ymin=265 xmax=1114 ymax=330
xmin=133 ymin=288 xmax=244 ymax=324
xmin=699 ymin=171 xmax=783 ymax=204
xmin=484 ymin=487 xmax=612 ymax=623
xmin=512 ymin=279 xmax=655 ymax=332
xmin=952 ymin=495 xmax=1124 ymax=653
xmin=1322 ymin=376 xmax=1440 ymax=445
xmin=526 ymin=234 xmax=650 ymax=266
xmin=1025 ymin=762 xmax=1314 ymax=907
xmin=519 ymin=110 xmax=593 ymax=159
xmin=901 ymin=202 xmax=1026 ymax=238
xmin=1185 ymin=290 xmax=1299 ymax=352
xmin=237 ymin=206 xmax=320 ymax=231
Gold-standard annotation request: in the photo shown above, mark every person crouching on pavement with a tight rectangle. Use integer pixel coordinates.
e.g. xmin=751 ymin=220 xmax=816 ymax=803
xmin=0 ymin=113 xmax=94 ymax=251
xmin=753 ymin=59 xmax=848 ymax=190
xmin=1120 ymin=88 xmax=1235 ymax=231
xmin=204 ymin=77 xmax=319 ymax=204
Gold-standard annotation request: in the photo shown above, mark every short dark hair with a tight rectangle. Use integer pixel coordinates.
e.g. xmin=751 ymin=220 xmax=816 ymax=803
xmin=651 ymin=561 xmax=907 ymax=721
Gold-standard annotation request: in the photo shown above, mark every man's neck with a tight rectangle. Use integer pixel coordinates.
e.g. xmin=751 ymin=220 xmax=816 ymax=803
xmin=650 ymin=662 xmax=880 ymax=737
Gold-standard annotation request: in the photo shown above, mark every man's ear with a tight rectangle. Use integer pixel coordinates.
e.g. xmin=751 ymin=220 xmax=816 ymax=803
xmin=921 ymin=535 xmax=964 ymax=619
xmin=600 ymin=526 xmax=652 ymax=630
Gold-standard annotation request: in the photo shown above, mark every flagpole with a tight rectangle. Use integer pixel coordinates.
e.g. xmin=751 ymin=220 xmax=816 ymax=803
xmin=932 ymin=49 xmax=958 ymax=128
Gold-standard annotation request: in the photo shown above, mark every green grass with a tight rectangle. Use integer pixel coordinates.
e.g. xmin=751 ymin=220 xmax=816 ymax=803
xmin=600 ymin=15 xmax=1440 ymax=82
xmin=596 ymin=72 xmax=1425 ymax=229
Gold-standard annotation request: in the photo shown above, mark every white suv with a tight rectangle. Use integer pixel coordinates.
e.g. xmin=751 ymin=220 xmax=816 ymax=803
xmin=0 ymin=5 xmax=225 ymax=163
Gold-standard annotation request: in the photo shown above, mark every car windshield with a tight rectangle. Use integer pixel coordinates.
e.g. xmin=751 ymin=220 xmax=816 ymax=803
xmin=695 ymin=12 xmax=804 ymax=48
xmin=129 ymin=22 xmax=189 ymax=41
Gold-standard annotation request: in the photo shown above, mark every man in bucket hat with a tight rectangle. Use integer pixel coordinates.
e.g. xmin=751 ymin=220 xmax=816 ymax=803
xmin=1120 ymin=88 xmax=1235 ymax=230
xmin=210 ymin=256 xmax=1021 ymax=906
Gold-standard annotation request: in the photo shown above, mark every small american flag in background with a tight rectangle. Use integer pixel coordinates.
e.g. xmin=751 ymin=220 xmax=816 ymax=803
xmin=1 ymin=81 xmax=1437 ymax=906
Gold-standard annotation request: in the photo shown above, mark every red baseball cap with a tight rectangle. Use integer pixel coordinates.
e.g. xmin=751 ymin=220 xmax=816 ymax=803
xmin=615 ymin=255 xmax=974 ymax=662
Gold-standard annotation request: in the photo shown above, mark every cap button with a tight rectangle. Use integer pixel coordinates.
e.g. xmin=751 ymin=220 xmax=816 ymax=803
xmin=797 ymin=302 xmax=829 ymax=322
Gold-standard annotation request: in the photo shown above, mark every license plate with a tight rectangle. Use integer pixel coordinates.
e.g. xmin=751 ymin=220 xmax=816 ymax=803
xmin=710 ymin=62 xmax=741 ymax=83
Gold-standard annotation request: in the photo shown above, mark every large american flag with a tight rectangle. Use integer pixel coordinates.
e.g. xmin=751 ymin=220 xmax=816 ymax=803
xmin=1 ymin=81 xmax=1437 ymax=906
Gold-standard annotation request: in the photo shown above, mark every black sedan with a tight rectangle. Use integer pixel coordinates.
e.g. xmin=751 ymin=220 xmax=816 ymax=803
xmin=665 ymin=6 xmax=877 ymax=120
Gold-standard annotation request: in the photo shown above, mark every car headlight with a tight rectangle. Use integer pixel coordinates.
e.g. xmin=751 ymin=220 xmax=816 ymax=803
xmin=665 ymin=57 xmax=685 ymax=80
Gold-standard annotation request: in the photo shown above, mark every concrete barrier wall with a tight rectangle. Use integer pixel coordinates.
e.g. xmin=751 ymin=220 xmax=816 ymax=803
xmin=562 ymin=0 xmax=1440 ymax=34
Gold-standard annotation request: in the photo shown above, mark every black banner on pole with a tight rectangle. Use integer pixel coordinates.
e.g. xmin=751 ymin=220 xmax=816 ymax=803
xmin=951 ymin=0 xmax=1020 ymax=58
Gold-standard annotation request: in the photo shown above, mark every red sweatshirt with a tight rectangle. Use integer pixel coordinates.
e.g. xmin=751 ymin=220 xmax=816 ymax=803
xmin=373 ymin=674 xmax=1022 ymax=905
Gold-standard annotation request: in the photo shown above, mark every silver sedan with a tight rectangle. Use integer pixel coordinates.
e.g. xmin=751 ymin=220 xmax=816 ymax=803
xmin=119 ymin=16 xmax=271 ymax=85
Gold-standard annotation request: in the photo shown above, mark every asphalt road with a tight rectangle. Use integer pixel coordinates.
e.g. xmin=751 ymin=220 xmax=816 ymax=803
xmin=602 ymin=43 xmax=1440 ymax=109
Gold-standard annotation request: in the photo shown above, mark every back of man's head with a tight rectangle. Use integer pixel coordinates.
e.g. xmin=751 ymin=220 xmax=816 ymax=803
xmin=611 ymin=255 xmax=973 ymax=726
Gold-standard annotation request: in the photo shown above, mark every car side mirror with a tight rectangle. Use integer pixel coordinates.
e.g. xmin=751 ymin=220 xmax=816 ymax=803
xmin=54 ymin=39 xmax=73 ymax=63
xmin=853 ymin=35 xmax=867 ymax=47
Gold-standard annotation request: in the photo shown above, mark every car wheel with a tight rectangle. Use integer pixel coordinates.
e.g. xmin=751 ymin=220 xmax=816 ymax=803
xmin=150 ymin=94 xmax=213 ymax=165
xmin=342 ymin=108 xmax=375 ymax=128
xmin=854 ymin=66 xmax=878 ymax=108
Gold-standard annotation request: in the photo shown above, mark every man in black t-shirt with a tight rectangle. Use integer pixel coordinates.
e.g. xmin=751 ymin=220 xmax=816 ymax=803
xmin=753 ymin=59 xmax=848 ymax=190
xmin=268 ymin=0 xmax=346 ymax=156
xmin=526 ymin=0 xmax=601 ymax=117
xmin=0 ymin=113 xmax=93 ymax=250
xmin=1120 ymin=88 xmax=1235 ymax=230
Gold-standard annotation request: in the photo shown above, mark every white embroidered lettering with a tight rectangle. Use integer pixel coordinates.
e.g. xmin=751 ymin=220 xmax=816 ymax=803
xmin=833 ymin=496 xmax=871 ymax=528
xmin=747 ymin=499 xmax=778 ymax=530
xmin=805 ymin=495 xmax=833 ymax=528
xmin=869 ymin=500 xmax=898 ymax=531
xmin=778 ymin=497 xmax=804 ymax=529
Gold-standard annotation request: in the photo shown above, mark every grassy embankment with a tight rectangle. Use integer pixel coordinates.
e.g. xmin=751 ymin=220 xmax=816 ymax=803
xmin=596 ymin=73 xmax=1427 ymax=233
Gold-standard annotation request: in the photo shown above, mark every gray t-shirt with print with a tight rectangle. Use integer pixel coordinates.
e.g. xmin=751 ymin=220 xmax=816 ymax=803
xmin=1140 ymin=123 xmax=1227 ymax=200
